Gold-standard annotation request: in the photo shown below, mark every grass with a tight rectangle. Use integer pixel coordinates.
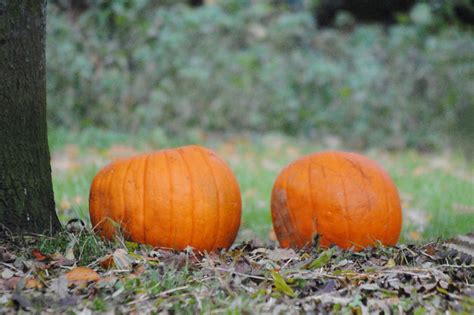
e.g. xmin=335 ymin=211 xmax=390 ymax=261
xmin=2 ymin=227 xmax=472 ymax=313
xmin=49 ymin=127 xmax=474 ymax=244
xmin=37 ymin=229 xmax=109 ymax=265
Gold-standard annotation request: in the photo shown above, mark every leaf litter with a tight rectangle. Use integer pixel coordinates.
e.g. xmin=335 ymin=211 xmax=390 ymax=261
xmin=0 ymin=228 xmax=472 ymax=313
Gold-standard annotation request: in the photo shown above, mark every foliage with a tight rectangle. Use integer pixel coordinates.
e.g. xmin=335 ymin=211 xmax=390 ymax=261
xmin=0 ymin=231 xmax=472 ymax=313
xmin=46 ymin=1 xmax=474 ymax=150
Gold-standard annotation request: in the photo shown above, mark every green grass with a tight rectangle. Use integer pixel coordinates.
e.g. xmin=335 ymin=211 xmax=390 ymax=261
xmin=38 ymin=230 xmax=110 ymax=265
xmin=49 ymin=128 xmax=474 ymax=244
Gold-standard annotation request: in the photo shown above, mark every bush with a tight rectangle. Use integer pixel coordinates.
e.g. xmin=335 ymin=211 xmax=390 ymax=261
xmin=46 ymin=1 xmax=474 ymax=150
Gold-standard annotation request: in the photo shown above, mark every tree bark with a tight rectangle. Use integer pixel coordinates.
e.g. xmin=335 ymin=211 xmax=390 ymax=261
xmin=0 ymin=0 xmax=61 ymax=233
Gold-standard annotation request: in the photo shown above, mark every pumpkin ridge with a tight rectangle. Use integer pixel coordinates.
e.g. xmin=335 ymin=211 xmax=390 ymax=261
xmin=121 ymin=159 xmax=133 ymax=240
xmin=163 ymin=151 xmax=174 ymax=248
xmin=178 ymin=148 xmax=195 ymax=248
xmin=105 ymin=166 xmax=115 ymax=238
xmin=345 ymin=157 xmax=375 ymax=240
xmin=198 ymin=148 xmax=220 ymax=250
xmin=142 ymin=154 xmax=150 ymax=245
xmin=340 ymin=174 xmax=351 ymax=249
xmin=343 ymin=156 xmax=370 ymax=181
xmin=283 ymin=167 xmax=305 ymax=247
xmin=272 ymin=171 xmax=292 ymax=247
xmin=382 ymin=172 xmax=393 ymax=244
xmin=307 ymin=158 xmax=319 ymax=243
xmin=352 ymin=158 xmax=374 ymax=245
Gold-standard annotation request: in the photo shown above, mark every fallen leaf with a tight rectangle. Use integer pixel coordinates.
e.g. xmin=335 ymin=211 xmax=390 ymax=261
xmin=133 ymin=264 xmax=146 ymax=276
xmin=6 ymin=277 xmax=21 ymax=290
xmin=271 ymin=271 xmax=296 ymax=297
xmin=99 ymin=255 xmax=114 ymax=269
xmin=25 ymin=277 xmax=42 ymax=289
xmin=1 ymin=269 xmax=14 ymax=280
xmin=65 ymin=249 xmax=75 ymax=262
xmin=267 ymin=248 xmax=298 ymax=261
xmin=0 ymin=247 xmax=16 ymax=262
xmin=31 ymin=248 xmax=49 ymax=261
xmin=385 ymin=258 xmax=396 ymax=268
xmin=52 ymin=257 xmax=75 ymax=268
xmin=306 ymin=249 xmax=333 ymax=269
xmin=65 ymin=267 xmax=100 ymax=285
xmin=113 ymin=248 xmax=133 ymax=270
xmin=50 ymin=252 xmax=64 ymax=260
xmin=97 ymin=276 xmax=118 ymax=287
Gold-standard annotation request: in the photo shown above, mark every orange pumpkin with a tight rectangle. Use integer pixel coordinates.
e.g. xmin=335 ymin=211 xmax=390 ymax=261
xmin=89 ymin=145 xmax=241 ymax=251
xmin=271 ymin=151 xmax=402 ymax=250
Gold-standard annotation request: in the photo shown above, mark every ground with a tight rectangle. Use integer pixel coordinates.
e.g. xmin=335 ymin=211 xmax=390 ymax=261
xmin=0 ymin=129 xmax=473 ymax=313
xmin=0 ymin=231 xmax=473 ymax=313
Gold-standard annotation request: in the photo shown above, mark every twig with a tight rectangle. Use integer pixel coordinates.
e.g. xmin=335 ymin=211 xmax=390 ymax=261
xmin=437 ymin=264 xmax=474 ymax=269
xmin=203 ymin=266 xmax=267 ymax=280
xmin=0 ymin=261 xmax=21 ymax=272
xmin=158 ymin=285 xmax=190 ymax=297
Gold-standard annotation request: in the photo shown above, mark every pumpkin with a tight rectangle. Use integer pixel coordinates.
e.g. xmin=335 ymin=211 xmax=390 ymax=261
xmin=89 ymin=145 xmax=241 ymax=251
xmin=271 ymin=151 xmax=402 ymax=250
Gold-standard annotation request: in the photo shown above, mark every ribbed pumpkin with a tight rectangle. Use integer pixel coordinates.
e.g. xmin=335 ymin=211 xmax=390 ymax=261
xmin=89 ymin=145 xmax=241 ymax=251
xmin=271 ymin=151 xmax=402 ymax=250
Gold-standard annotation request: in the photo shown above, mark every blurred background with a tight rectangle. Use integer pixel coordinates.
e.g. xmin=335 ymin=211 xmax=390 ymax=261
xmin=46 ymin=0 xmax=474 ymax=243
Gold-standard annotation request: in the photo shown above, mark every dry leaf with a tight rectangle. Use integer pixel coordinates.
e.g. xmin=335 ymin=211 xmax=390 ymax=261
xmin=113 ymin=249 xmax=133 ymax=270
xmin=267 ymin=248 xmax=298 ymax=261
xmin=0 ymin=247 xmax=16 ymax=262
xmin=25 ymin=277 xmax=42 ymax=289
xmin=31 ymin=248 xmax=48 ymax=261
xmin=50 ymin=252 xmax=64 ymax=261
xmin=6 ymin=277 xmax=21 ymax=290
xmin=385 ymin=258 xmax=396 ymax=268
xmin=64 ymin=247 xmax=75 ymax=261
xmin=99 ymin=255 xmax=114 ymax=269
xmin=65 ymin=266 xmax=100 ymax=285
xmin=133 ymin=265 xmax=146 ymax=276
xmin=1 ymin=269 xmax=14 ymax=280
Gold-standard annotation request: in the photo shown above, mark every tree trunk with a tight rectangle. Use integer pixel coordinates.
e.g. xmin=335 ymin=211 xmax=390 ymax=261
xmin=0 ymin=0 xmax=61 ymax=234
